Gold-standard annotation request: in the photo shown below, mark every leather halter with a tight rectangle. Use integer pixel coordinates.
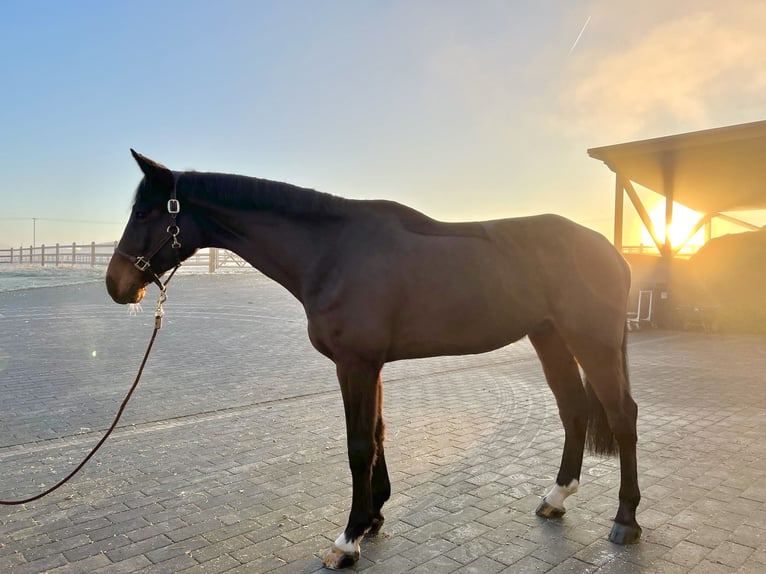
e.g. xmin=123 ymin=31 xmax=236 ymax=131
xmin=115 ymin=173 xmax=182 ymax=290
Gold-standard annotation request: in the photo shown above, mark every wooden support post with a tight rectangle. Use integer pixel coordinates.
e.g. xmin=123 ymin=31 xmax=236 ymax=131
xmin=41 ymin=244 xmax=46 ymax=266
xmin=661 ymin=152 xmax=675 ymax=259
xmin=72 ymin=242 xmax=76 ymax=266
xmin=614 ymin=174 xmax=624 ymax=251
xmin=90 ymin=242 xmax=96 ymax=266
xmin=10 ymin=247 xmax=13 ymax=264
xmin=664 ymin=195 xmax=673 ymax=257
xmin=55 ymin=243 xmax=60 ymax=266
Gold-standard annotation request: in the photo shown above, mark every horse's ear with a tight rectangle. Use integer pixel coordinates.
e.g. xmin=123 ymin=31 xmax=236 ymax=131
xmin=130 ymin=149 xmax=173 ymax=185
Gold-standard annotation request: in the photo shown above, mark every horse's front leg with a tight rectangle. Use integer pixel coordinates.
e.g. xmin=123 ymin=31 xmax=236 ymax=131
xmin=323 ymin=360 xmax=383 ymax=570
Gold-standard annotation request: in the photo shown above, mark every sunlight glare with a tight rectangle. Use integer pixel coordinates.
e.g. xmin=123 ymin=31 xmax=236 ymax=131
xmin=641 ymin=202 xmax=705 ymax=252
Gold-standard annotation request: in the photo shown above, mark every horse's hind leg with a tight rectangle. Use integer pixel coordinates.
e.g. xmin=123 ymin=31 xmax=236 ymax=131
xmin=529 ymin=325 xmax=588 ymax=518
xmin=570 ymin=332 xmax=642 ymax=544
xmin=323 ymin=360 xmax=383 ymax=570
xmin=368 ymin=381 xmax=390 ymax=535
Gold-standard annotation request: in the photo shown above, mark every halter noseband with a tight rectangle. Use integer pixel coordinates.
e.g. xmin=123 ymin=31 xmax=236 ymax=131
xmin=115 ymin=174 xmax=183 ymax=291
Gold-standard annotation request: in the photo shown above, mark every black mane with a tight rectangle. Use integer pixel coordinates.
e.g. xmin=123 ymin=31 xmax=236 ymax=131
xmin=135 ymin=167 xmax=487 ymax=238
xmin=183 ymin=171 xmax=351 ymax=219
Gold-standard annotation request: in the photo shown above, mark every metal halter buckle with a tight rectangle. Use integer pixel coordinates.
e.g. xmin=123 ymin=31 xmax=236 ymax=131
xmin=134 ymin=257 xmax=151 ymax=272
xmin=167 ymin=199 xmax=180 ymax=214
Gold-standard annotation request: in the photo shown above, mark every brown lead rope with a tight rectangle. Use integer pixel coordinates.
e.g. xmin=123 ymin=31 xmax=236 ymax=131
xmin=1 ymin=270 xmax=178 ymax=506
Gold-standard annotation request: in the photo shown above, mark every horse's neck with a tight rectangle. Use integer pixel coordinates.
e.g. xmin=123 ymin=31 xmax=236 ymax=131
xmin=203 ymin=207 xmax=337 ymax=301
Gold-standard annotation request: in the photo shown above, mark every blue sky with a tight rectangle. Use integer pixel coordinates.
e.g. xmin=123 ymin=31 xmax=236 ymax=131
xmin=2 ymin=0 xmax=765 ymax=248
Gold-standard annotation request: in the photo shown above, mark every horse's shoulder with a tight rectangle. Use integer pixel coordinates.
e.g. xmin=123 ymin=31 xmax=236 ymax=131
xmin=367 ymin=200 xmax=490 ymax=240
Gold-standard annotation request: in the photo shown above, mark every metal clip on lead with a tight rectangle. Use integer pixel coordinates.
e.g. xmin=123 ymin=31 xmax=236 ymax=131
xmin=154 ymin=290 xmax=167 ymax=329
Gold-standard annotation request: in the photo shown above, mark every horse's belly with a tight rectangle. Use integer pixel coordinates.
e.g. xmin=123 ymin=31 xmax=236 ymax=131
xmin=387 ymin=304 xmax=533 ymax=361
xmin=386 ymin=254 xmax=544 ymax=360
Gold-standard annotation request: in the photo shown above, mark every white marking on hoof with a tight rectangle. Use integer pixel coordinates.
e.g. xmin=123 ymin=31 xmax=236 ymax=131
xmin=544 ymin=479 xmax=579 ymax=511
xmin=333 ymin=533 xmax=359 ymax=555
xmin=323 ymin=533 xmax=361 ymax=569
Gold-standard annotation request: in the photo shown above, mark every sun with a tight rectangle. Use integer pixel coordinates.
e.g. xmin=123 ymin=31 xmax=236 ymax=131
xmin=641 ymin=202 xmax=706 ymax=253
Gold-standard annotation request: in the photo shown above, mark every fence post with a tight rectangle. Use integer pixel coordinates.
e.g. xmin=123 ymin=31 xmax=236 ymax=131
xmin=9 ymin=247 xmax=13 ymax=264
xmin=72 ymin=242 xmax=76 ymax=266
xmin=91 ymin=242 xmax=96 ymax=267
xmin=41 ymin=244 xmax=46 ymax=266
xmin=208 ymin=247 xmax=217 ymax=273
xmin=55 ymin=243 xmax=60 ymax=266
xmin=29 ymin=245 xmax=33 ymax=264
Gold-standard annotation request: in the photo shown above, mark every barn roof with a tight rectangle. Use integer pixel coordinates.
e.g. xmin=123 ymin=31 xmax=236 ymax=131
xmin=588 ymin=120 xmax=766 ymax=214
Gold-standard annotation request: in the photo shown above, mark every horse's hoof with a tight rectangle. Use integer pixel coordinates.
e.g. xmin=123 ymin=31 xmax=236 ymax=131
xmin=535 ymin=497 xmax=566 ymax=518
xmin=609 ymin=521 xmax=642 ymax=545
xmin=366 ymin=516 xmax=384 ymax=537
xmin=322 ymin=545 xmax=360 ymax=570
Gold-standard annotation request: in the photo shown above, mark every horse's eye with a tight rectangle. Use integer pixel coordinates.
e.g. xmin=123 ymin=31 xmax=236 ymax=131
xmin=135 ymin=210 xmax=147 ymax=220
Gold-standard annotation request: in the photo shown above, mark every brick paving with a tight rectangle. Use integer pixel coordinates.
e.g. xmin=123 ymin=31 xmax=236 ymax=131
xmin=1 ymin=272 xmax=765 ymax=573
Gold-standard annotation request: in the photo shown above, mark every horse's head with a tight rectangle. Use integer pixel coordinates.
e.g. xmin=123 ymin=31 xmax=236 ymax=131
xmin=106 ymin=150 xmax=198 ymax=304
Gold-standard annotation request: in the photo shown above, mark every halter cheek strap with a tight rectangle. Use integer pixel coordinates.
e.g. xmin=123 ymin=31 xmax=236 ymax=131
xmin=115 ymin=173 xmax=183 ymax=290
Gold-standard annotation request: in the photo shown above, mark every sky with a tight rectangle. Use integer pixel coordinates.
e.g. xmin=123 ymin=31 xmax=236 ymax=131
xmin=2 ymin=0 xmax=766 ymax=249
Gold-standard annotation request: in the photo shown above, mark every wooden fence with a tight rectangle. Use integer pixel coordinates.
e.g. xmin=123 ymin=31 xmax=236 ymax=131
xmin=0 ymin=241 xmax=701 ymax=269
xmin=0 ymin=242 xmax=248 ymax=272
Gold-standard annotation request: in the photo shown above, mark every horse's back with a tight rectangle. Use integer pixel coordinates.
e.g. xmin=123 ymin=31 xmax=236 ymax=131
xmin=485 ymin=214 xmax=630 ymax=345
xmin=364 ymin=199 xmax=490 ymax=240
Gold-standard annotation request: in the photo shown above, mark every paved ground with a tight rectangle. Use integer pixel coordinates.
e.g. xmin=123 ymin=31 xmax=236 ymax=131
xmin=1 ymin=273 xmax=765 ymax=573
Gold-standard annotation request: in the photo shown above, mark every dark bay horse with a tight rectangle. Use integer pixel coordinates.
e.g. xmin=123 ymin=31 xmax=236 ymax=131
xmin=106 ymin=151 xmax=641 ymax=568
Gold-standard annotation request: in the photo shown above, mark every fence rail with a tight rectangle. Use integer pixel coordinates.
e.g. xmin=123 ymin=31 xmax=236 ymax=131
xmin=621 ymin=244 xmax=699 ymax=257
xmin=0 ymin=242 xmax=248 ymax=272
xmin=0 ymin=241 xmax=702 ymax=268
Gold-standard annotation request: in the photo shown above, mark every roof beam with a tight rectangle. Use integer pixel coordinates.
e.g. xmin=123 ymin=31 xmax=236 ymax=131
xmin=714 ymin=213 xmax=761 ymax=231
xmin=623 ymin=178 xmax=664 ymax=252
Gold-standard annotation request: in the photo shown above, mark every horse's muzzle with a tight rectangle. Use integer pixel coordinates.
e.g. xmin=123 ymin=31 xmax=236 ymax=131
xmin=106 ymin=253 xmax=149 ymax=304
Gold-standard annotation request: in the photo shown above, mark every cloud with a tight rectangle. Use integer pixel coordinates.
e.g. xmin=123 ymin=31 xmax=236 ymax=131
xmin=553 ymin=4 xmax=766 ymax=141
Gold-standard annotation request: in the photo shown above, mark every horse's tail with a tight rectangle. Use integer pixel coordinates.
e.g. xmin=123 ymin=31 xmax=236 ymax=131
xmin=584 ymin=324 xmax=629 ymax=457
